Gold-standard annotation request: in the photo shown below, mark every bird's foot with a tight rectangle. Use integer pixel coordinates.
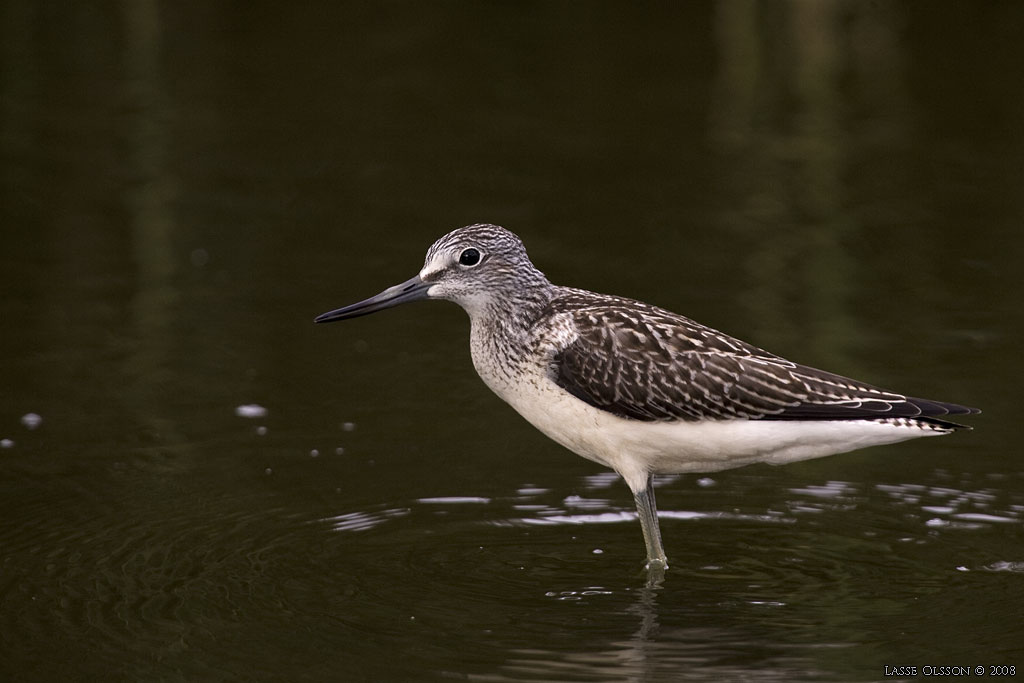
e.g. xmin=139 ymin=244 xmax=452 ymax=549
xmin=640 ymin=557 xmax=668 ymax=587
xmin=644 ymin=557 xmax=668 ymax=571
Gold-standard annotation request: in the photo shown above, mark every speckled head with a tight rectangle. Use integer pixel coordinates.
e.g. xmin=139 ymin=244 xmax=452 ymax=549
xmin=314 ymin=223 xmax=551 ymax=324
xmin=422 ymin=224 xmax=527 ymax=276
xmin=417 ymin=224 xmax=550 ymax=314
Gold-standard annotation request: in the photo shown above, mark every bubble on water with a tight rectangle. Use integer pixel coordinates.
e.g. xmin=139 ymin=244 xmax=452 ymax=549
xmin=341 ymin=422 xmax=356 ymax=432
xmin=256 ymin=426 xmax=267 ymax=436
xmin=335 ymin=447 xmax=345 ymax=455
xmin=1 ymin=438 xmax=13 ymax=449
xmin=264 ymin=468 xmax=273 ymax=475
xmin=310 ymin=449 xmax=319 ymax=458
xmin=696 ymin=477 xmax=716 ymax=488
xmin=20 ymin=413 xmax=42 ymax=430
xmin=235 ymin=404 xmax=268 ymax=418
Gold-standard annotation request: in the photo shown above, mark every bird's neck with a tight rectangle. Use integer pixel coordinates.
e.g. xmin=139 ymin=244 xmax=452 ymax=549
xmin=467 ymin=279 xmax=556 ymax=383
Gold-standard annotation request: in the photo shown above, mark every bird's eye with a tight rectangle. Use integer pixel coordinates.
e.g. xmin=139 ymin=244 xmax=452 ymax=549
xmin=459 ymin=248 xmax=481 ymax=266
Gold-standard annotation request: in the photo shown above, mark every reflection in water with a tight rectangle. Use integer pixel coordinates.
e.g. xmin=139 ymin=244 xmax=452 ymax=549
xmin=122 ymin=0 xmax=184 ymax=450
xmin=124 ymin=0 xmax=175 ymax=311
xmin=710 ymin=0 xmax=905 ymax=369
xmin=316 ymin=465 xmax=1023 ymax=679
xmin=315 ymin=468 xmax=1023 ymax=678
xmin=436 ymin=469 xmax=1019 ymax=680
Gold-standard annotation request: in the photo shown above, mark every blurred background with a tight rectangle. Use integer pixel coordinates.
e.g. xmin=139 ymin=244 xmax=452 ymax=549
xmin=1 ymin=1 xmax=1021 ymax=681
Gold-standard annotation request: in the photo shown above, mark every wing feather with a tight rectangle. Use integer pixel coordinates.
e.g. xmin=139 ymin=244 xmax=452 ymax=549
xmin=542 ymin=292 xmax=977 ymax=426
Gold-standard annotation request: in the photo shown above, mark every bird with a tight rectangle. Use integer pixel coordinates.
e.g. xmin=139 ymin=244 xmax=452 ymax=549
xmin=315 ymin=223 xmax=978 ymax=571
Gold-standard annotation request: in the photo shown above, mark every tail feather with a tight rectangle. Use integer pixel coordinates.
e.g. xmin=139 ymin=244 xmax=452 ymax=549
xmin=906 ymin=396 xmax=979 ymax=416
xmin=906 ymin=397 xmax=979 ymax=429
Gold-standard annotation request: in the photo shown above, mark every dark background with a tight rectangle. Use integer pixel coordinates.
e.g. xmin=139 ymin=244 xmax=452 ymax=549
xmin=2 ymin=2 xmax=1021 ymax=680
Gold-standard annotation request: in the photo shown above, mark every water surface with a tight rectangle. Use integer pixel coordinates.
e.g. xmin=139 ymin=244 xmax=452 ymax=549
xmin=2 ymin=2 xmax=1022 ymax=680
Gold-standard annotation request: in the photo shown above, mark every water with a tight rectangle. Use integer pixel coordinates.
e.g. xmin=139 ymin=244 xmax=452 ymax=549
xmin=2 ymin=1 xmax=1023 ymax=680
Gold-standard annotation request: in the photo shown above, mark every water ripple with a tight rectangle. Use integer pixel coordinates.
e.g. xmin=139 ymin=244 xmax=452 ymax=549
xmin=4 ymin=469 xmax=1021 ymax=679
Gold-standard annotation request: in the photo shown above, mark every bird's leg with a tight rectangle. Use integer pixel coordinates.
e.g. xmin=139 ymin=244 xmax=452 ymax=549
xmin=633 ymin=473 xmax=668 ymax=570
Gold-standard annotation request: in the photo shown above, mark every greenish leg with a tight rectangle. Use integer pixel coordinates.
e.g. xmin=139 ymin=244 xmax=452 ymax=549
xmin=633 ymin=473 xmax=668 ymax=571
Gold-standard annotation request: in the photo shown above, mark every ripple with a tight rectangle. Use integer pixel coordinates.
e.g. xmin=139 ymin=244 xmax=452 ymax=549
xmin=417 ymin=496 xmax=491 ymax=504
xmin=318 ymin=473 xmax=1024 ymax=563
xmin=950 ymin=512 xmax=1018 ymax=524
xmin=871 ymin=479 xmax=1022 ymax=529
xmin=322 ymin=507 xmax=411 ymax=532
xmin=483 ymin=625 xmax=837 ymax=682
xmin=981 ymin=561 xmax=1024 ymax=573
xmin=7 ymin=467 xmax=1020 ymax=680
xmin=0 ymin=491 xmax=324 ymax=677
xmin=321 ymin=486 xmax=799 ymax=541
xmin=496 ymin=509 xmax=797 ymax=528
xmin=788 ymin=480 xmax=857 ymax=498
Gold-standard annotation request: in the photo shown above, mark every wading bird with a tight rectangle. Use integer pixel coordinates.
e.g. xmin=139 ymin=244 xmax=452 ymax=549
xmin=315 ymin=224 xmax=977 ymax=571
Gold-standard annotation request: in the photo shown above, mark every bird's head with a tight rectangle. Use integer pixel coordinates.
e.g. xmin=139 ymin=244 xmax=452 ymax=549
xmin=314 ymin=223 xmax=549 ymax=323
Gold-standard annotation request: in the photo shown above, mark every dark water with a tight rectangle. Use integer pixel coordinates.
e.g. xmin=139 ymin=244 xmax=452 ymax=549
xmin=2 ymin=1 xmax=1023 ymax=680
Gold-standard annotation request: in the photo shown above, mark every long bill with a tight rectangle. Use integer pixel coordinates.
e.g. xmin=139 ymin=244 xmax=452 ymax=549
xmin=314 ymin=275 xmax=431 ymax=323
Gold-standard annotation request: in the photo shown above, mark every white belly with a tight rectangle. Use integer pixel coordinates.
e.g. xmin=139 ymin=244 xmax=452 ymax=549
xmin=479 ymin=363 xmax=944 ymax=495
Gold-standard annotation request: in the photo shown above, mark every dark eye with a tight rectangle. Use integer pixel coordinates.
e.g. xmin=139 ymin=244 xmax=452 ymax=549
xmin=459 ymin=248 xmax=481 ymax=266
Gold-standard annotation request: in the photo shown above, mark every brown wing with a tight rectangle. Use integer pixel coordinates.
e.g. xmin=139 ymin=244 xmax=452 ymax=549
xmin=545 ymin=294 xmax=977 ymax=425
